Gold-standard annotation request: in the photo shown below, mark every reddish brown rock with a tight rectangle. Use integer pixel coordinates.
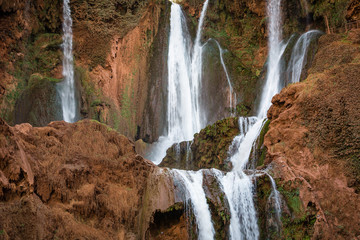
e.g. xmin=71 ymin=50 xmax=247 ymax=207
xmin=0 ymin=118 xmax=183 ymax=239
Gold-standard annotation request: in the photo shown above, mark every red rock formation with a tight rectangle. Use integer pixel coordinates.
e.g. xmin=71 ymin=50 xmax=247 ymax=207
xmin=0 ymin=118 xmax=180 ymax=239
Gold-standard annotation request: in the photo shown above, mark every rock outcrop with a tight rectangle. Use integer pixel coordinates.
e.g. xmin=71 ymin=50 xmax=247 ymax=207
xmin=0 ymin=118 xmax=181 ymax=239
xmin=160 ymin=117 xmax=239 ymax=171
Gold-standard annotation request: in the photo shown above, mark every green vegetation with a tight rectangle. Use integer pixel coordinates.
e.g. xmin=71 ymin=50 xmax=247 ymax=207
xmin=1 ymin=32 xmax=63 ymax=124
xmin=278 ymin=187 xmax=302 ymax=214
xmin=252 ymin=119 xmax=270 ymax=167
xmin=33 ymin=0 xmax=62 ymax=33
xmin=235 ymin=103 xmax=251 ymax=116
xmin=311 ymin=0 xmax=349 ymax=29
xmin=185 ymin=0 xmax=267 ymax=110
xmin=161 ymin=117 xmax=239 ymax=171
xmin=277 ymin=183 xmax=317 ymax=239
xmin=255 ymin=175 xmax=273 ymax=239
xmin=259 ymin=120 xmax=270 ymax=147
xmin=119 ymin=71 xmax=137 ymax=135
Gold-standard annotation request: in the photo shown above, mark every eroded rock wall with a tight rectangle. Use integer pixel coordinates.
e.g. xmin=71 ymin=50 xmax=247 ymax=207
xmin=0 ymin=118 xmax=181 ymax=239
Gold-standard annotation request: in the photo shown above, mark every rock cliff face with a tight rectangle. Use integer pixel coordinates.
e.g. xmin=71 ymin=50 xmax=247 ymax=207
xmin=0 ymin=0 xmax=63 ymax=125
xmin=0 ymin=0 xmax=356 ymax=141
xmin=71 ymin=0 xmax=170 ymax=140
xmin=0 ymin=0 xmax=170 ymax=141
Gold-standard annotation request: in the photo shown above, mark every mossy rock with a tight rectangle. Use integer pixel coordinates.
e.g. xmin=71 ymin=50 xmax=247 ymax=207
xmin=160 ymin=117 xmax=239 ymax=171
xmin=203 ymin=171 xmax=230 ymax=239
xmin=276 ymin=180 xmax=317 ymax=240
xmin=255 ymin=174 xmax=317 ymax=239
xmin=255 ymin=174 xmax=273 ymax=239
xmin=33 ymin=0 xmax=62 ymax=34
xmin=14 ymin=75 xmax=62 ymax=127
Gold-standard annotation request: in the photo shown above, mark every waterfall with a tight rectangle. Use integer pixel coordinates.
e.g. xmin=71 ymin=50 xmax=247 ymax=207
xmin=57 ymin=0 xmax=77 ymax=123
xmin=146 ymin=0 xmax=210 ymax=164
xmin=202 ymin=37 xmax=237 ymax=113
xmin=191 ymin=0 xmax=210 ymax=129
xmin=210 ymin=0 xmax=285 ymax=238
xmin=287 ymin=30 xmax=322 ymax=83
xmin=211 ymin=117 xmax=263 ymax=240
xmin=265 ymin=172 xmax=282 ymax=225
xmin=257 ymin=0 xmax=283 ymax=119
xmin=269 ymin=175 xmax=282 ymax=227
xmin=172 ymin=170 xmax=215 ymax=240
xmin=167 ymin=3 xmax=194 ymax=141
xmin=213 ymin=39 xmax=236 ymax=112
xmin=147 ymin=0 xmax=322 ymax=237
xmin=213 ymin=170 xmax=259 ymax=240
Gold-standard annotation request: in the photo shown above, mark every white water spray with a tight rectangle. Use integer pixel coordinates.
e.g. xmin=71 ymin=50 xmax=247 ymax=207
xmin=146 ymin=0 xmax=210 ymax=164
xmin=58 ymin=0 xmax=77 ymax=123
xmin=288 ymin=30 xmax=322 ymax=83
xmin=190 ymin=0 xmax=210 ymax=129
xmin=257 ymin=0 xmax=284 ymax=118
xmin=172 ymin=170 xmax=215 ymax=240
xmin=265 ymin=172 xmax=282 ymax=224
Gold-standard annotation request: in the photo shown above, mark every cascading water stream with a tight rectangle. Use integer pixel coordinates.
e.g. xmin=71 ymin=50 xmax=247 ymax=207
xmin=257 ymin=0 xmax=283 ymax=119
xmin=172 ymin=170 xmax=215 ymax=240
xmin=146 ymin=0 xmax=210 ymax=164
xmin=264 ymin=172 xmax=282 ymax=225
xmin=190 ymin=0 xmax=210 ymax=129
xmin=212 ymin=117 xmax=262 ymax=240
xmin=213 ymin=39 xmax=237 ymax=112
xmin=150 ymin=0 xmax=321 ymax=238
xmin=287 ymin=30 xmax=322 ymax=83
xmin=167 ymin=3 xmax=194 ymax=141
xmin=211 ymin=0 xmax=285 ymax=238
xmin=57 ymin=0 xmax=77 ymax=123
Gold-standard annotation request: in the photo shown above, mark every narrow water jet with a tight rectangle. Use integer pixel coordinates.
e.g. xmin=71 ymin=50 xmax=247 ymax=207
xmin=57 ymin=0 xmax=77 ymax=123
xmin=213 ymin=39 xmax=237 ymax=112
xmin=265 ymin=172 xmax=282 ymax=225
